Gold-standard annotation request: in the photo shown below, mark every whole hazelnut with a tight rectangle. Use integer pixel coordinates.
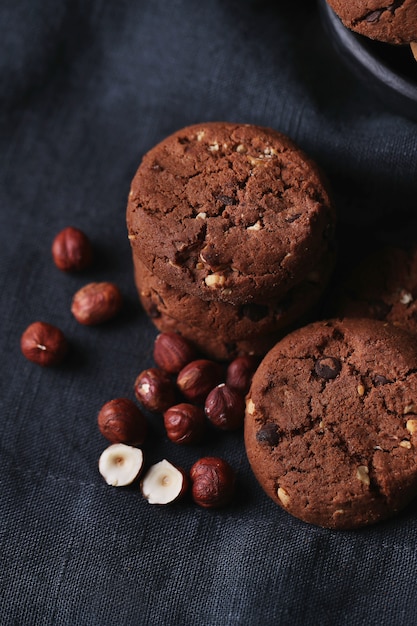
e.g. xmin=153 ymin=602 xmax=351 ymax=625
xmin=134 ymin=368 xmax=176 ymax=413
xmin=204 ymin=383 xmax=245 ymax=431
xmin=98 ymin=398 xmax=147 ymax=445
xmin=163 ymin=403 xmax=206 ymax=445
xmin=177 ymin=359 xmax=224 ymax=404
xmin=190 ymin=457 xmax=236 ymax=508
xmin=153 ymin=332 xmax=197 ymax=374
xmin=52 ymin=226 xmax=93 ymax=272
xmin=226 ymin=355 xmax=258 ymax=395
xmin=71 ymin=282 xmax=123 ymax=325
xmin=20 ymin=321 xmax=68 ymax=366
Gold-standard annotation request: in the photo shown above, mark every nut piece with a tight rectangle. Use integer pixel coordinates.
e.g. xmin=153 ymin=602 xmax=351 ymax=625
xmin=134 ymin=368 xmax=176 ymax=412
xmin=226 ymin=355 xmax=258 ymax=395
xmin=141 ymin=459 xmax=188 ymax=504
xmin=163 ymin=403 xmax=206 ymax=445
xmin=52 ymin=226 xmax=93 ymax=272
xmin=153 ymin=332 xmax=197 ymax=374
xmin=71 ymin=282 xmax=122 ymax=325
xmin=277 ymin=487 xmax=290 ymax=507
xmin=98 ymin=443 xmax=144 ymax=486
xmin=98 ymin=398 xmax=147 ymax=445
xmin=190 ymin=457 xmax=236 ymax=508
xmin=177 ymin=359 xmax=224 ymax=404
xmin=356 ymin=465 xmax=370 ymax=486
xmin=20 ymin=321 xmax=68 ymax=366
xmin=204 ymin=383 xmax=245 ymax=431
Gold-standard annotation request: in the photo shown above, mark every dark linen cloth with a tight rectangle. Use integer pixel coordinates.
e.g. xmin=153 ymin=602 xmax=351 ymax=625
xmin=2 ymin=1 xmax=417 ymax=624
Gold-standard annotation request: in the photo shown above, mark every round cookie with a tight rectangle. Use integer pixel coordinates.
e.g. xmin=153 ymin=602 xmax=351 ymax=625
xmin=133 ymin=251 xmax=335 ymax=360
xmin=127 ymin=122 xmax=335 ymax=305
xmin=326 ymin=0 xmax=417 ymax=45
xmin=244 ymin=317 xmax=417 ymax=529
xmin=335 ymin=246 xmax=417 ymax=334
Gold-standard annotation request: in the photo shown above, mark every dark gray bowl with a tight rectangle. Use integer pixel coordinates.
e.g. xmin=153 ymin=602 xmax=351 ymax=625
xmin=318 ymin=0 xmax=417 ymax=123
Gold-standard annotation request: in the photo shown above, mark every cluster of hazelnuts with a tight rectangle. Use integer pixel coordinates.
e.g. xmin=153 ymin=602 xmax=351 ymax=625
xmin=19 ymin=225 xmax=258 ymax=509
xmin=98 ymin=332 xmax=258 ymax=507
xmin=20 ymin=226 xmax=123 ymax=366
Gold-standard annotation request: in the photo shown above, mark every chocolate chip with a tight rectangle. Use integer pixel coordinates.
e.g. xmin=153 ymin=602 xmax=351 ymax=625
xmin=370 ymin=300 xmax=392 ymax=321
xmin=256 ymin=423 xmax=280 ymax=446
xmin=374 ymin=374 xmax=390 ymax=386
xmin=314 ymin=356 xmax=341 ymax=380
xmin=366 ymin=10 xmax=383 ymax=23
xmin=240 ymin=303 xmax=269 ymax=322
xmin=285 ymin=213 xmax=301 ymax=223
xmin=215 ymin=194 xmax=236 ymax=206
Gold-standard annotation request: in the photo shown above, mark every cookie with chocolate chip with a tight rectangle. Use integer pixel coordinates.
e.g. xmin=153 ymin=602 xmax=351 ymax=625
xmin=244 ymin=317 xmax=417 ymax=529
xmin=335 ymin=246 xmax=417 ymax=334
xmin=133 ymin=251 xmax=334 ymax=360
xmin=127 ymin=122 xmax=335 ymax=305
xmin=326 ymin=0 xmax=417 ymax=45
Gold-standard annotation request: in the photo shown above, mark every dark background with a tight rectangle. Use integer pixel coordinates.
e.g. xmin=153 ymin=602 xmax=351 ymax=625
xmin=2 ymin=1 xmax=417 ymax=624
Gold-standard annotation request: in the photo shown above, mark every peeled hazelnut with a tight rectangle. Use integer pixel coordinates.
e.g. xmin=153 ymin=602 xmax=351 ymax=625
xmin=177 ymin=359 xmax=224 ymax=404
xmin=153 ymin=332 xmax=197 ymax=374
xmin=99 ymin=443 xmax=144 ymax=486
xmin=226 ymin=355 xmax=258 ymax=395
xmin=163 ymin=403 xmax=206 ymax=445
xmin=190 ymin=457 xmax=236 ymax=508
xmin=141 ymin=459 xmax=188 ymax=504
xmin=20 ymin=321 xmax=68 ymax=366
xmin=71 ymin=281 xmax=122 ymax=325
xmin=52 ymin=226 xmax=93 ymax=272
xmin=134 ymin=368 xmax=176 ymax=413
xmin=204 ymin=383 xmax=245 ymax=431
xmin=98 ymin=398 xmax=147 ymax=445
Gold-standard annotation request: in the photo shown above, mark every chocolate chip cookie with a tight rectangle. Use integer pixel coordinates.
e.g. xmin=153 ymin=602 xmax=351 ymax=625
xmin=326 ymin=0 xmax=417 ymax=45
xmin=127 ymin=122 xmax=335 ymax=305
xmin=244 ymin=317 xmax=417 ymax=529
xmin=335 ymin=246 xmax=417 ymax=334
xmin=133 ymin=251 xmax=334 ymax=360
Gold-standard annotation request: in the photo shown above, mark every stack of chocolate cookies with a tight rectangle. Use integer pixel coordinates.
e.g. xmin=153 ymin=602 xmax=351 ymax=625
xmin=127 ymin=122 xmax=336 ymax=361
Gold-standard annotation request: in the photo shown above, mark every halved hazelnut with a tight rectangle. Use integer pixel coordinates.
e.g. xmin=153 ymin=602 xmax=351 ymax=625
xmin=98 ymin=443 xmax=144 ymax=486
xmin=141 ymin=459 xmax=188 ymax=504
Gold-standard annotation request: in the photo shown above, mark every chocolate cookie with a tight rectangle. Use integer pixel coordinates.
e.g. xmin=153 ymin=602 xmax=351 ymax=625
xmin=127 ymin=122 xmax=335 ymax=305
xmin=244 ymin=318 xmax=417 ymax=529
xmin=326 ymin=0 xmax=417 ymax=45
xmin=133 ymin=251 xmax=334 ymax=360
xmin=335 ymin=246 xmax=417 ymax=334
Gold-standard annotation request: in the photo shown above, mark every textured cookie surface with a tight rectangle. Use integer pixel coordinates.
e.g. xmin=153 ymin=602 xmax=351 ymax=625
xmin=127 ymin=122 xmax=334 ymax=305
xmin=326 ymin=0 xmax=417 ymax=44
xmin=335 ymin=246 xmax=417 ymax=333
xmin=244 ymin=318 xmax=417 ymax=529
xmin=133 ymin=252 xmax=334 ymax=360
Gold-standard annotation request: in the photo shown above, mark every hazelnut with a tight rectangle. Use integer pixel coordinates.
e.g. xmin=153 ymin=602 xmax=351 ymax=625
xmin=226 ymin=355 xmax=258 ymax=395
xmin=204 ymin=383 xmax=245 ymax=431
xmin=163 ymin=403 xmax=206 ymax=445
xmin=52 ymin=226 xmax=93 ymax=272
xmin=98 ymin=398 xmax=147 ymax=445
xmin=177 ymin=359 xmax=224 ymax=404
xmin=134 ymin=368 xmax=176 ymax=413
xmin=153 ymin=332 xmax=197 ymax=374
xmin=141 ymin=459 xmax=188 ymax=504
xmin=20 ymin=321 xmax=68 ymax=366
xmin=99 ymin=443 xmax=144 ymax=487
xmin=190 ymin=457 xmax=236 ymax=508
xmin=71 ymin=281 xmax=122 ymax=325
